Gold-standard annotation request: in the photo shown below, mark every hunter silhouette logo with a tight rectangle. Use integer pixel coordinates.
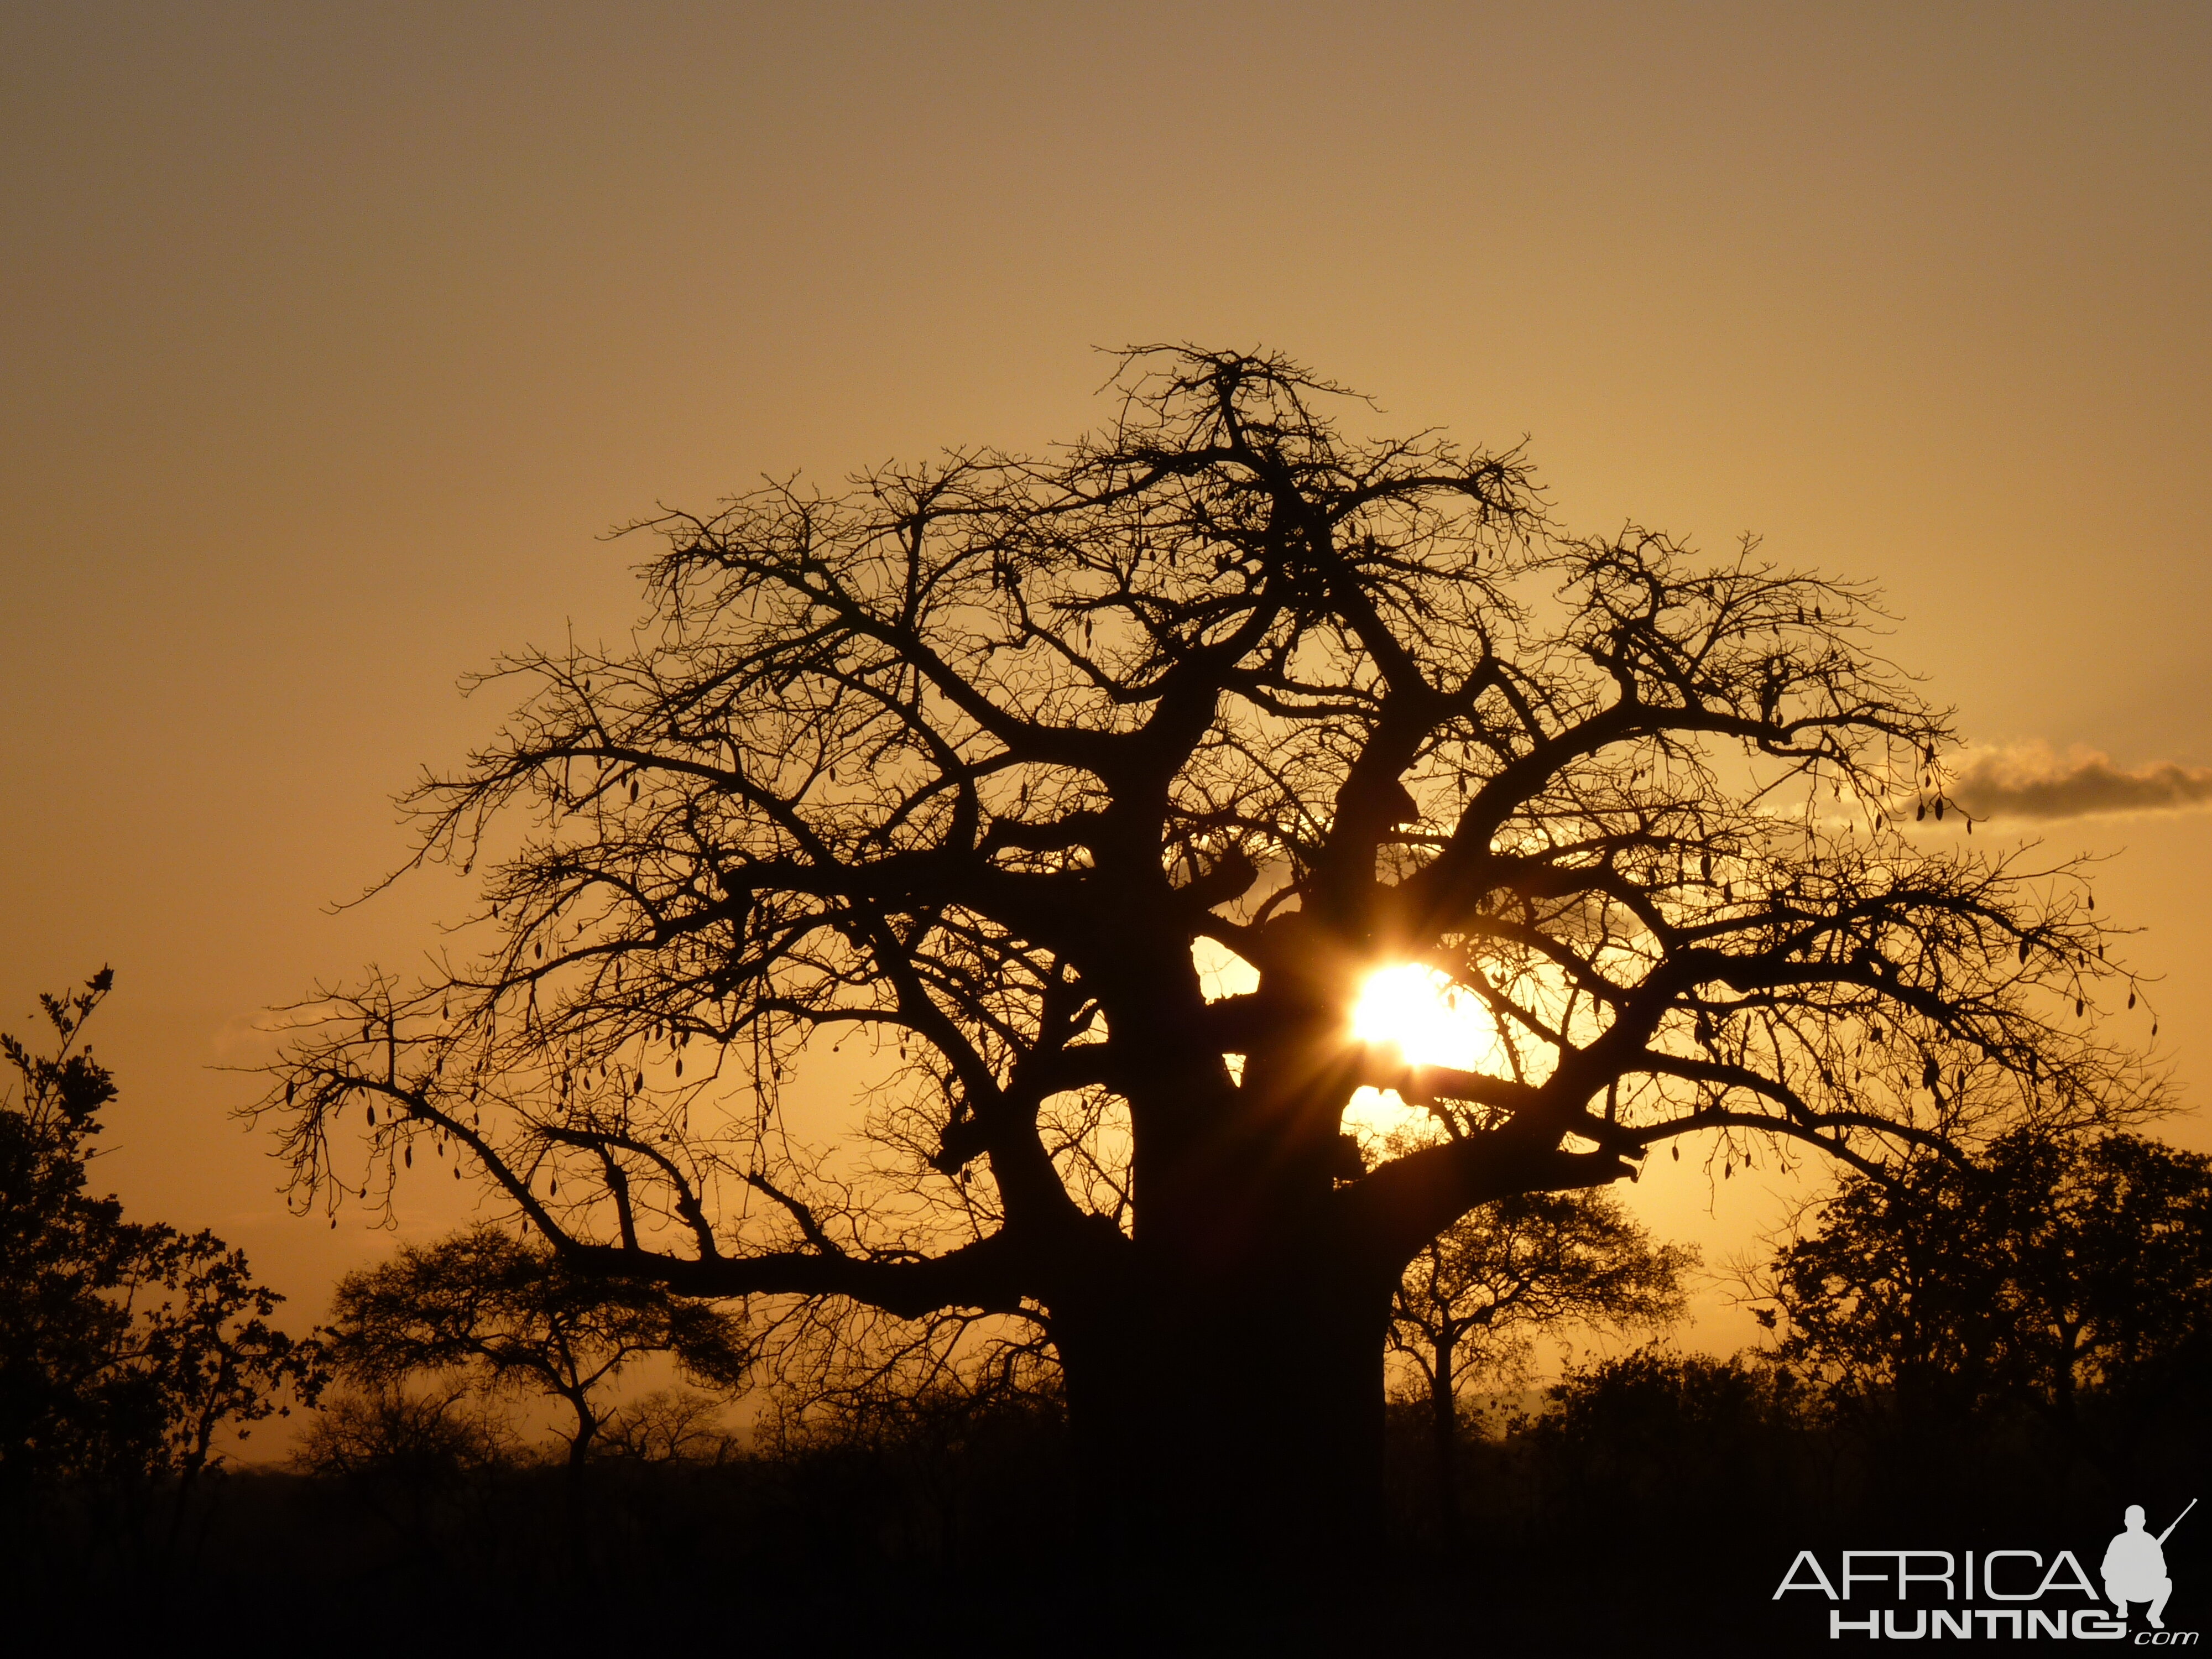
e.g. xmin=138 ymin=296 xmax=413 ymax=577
xmin=2107 ymin=1500 xmax=2193 ymax=1631
xmin=1774 ymin=1498 xmax=2198 ymax=1640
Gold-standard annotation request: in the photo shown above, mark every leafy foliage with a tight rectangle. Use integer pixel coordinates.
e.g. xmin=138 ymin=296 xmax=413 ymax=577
xmin=326 ymin=1225 xmax=752 ymax=1468
xmin=1387 ymin=1184 xmax=1691 ymax=1526
xmin=0 ymin=970 xmax=322 ymax=1510
xmin=1391 ymin=1187 xmax=1694 ymax=1399
xmin=1759 ymin=1129 xmax=2212 ymax=1472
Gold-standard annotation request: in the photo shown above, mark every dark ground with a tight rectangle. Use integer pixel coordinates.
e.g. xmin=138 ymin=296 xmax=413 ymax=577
xmin=9 ymin=1364 xmax=2205 ymax=1657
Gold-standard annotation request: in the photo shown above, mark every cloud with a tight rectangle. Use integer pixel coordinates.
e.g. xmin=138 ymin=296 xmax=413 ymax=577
xmin=1952 ymin=743 xmax=2212 ymax=821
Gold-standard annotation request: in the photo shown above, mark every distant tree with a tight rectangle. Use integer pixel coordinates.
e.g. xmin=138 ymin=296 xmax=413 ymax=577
xmin=264 ymin=347 xmax=2150 ymax=1569
xmin=1760 ymin=1131 xmax=2212 ymax=1476
xmin=1389 ymin=1187 xmax=1692 ymax=1526
xmin=294 ymin=1383 xmax=519 ymax=1562
xmin=0 ymin=970 xmax=322 ymax=1566
xmin=326 ymin=1225 xmax=752 ymax=1478
xmin=597 ymin=1387 xmax=740 ymax=1464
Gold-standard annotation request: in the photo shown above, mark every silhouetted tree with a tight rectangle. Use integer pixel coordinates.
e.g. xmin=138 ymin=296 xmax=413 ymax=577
xmin=597 ymin=1387 xmax=740 ymax=1464
xmin=326 ymin=1225 xmax=752 ymax=1477
xmin=1390 ymin=1188 xmax=1692 ymax=1528
xmin=1758 ymin=1129 xmax=2212 ymax=1480
xmin=260 ymin=347 xmax=2149 ymax=1568
xmin=294 ymin=1383 xmax=519 ymax=1564
xmin=1 ymin=970 xmax=322 ymax=1573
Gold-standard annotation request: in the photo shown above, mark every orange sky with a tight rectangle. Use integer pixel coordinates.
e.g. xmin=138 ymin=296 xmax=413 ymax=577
xmin=4 ymin=2 xmax=2208 ymax=1354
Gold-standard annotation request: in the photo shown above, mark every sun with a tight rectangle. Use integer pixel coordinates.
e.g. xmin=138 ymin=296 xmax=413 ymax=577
xmin=1344 ymin=964 xmax=1499 ymax=1141
xmin=1351 ymin=963 xmax=1493 ymax=1071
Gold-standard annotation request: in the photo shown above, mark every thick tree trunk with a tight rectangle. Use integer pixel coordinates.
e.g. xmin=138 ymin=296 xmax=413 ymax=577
xmin=1050 ymin=1257 xmax=1394 ymax=1599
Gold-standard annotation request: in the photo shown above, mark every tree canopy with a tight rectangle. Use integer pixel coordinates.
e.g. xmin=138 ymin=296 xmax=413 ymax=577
xmin=261 ymin=347 xmax=2150 ymax=1552
xmin=1391 ymin=1188 xmax=1692 ymax=1416
xmin=1390 ymin=1185 xmax=1691 ymax=1528
xmin=1758 ymin=1129 xmax=2211 ymax=1477
xmin=327 ymin=1224 xmax=752 ymax=1471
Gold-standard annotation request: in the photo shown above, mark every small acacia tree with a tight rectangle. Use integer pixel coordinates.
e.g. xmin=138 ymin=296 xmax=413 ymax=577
xmin=1390 ymin=1188 xmax=1692 ymax=1525
xmin=326 ymin=1225 xmax=752 ymax=1475
xmin=260 ymin=348 xmax=2148 ymax=1562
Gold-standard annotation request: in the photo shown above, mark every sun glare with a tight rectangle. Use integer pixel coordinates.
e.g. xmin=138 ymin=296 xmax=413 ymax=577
xmin=1351 ymin=963 xmax=1492 ymax=1070
xmin=1345 ymin=964 xmax=1499 ymax=1142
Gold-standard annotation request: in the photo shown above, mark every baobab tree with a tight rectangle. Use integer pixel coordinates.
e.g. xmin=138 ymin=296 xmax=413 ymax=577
xmin=259 ymin=348 xmax=2147 ymax=1568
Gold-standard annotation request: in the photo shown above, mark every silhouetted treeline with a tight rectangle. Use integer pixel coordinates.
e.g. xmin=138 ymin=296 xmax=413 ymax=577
xmin=10 ymin=1330 xmax=2205 ymax=1652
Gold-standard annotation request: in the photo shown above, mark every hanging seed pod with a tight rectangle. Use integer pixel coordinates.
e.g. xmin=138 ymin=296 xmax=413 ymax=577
xmin=330 ymin=1214 xmax=337 ymax=1229
xmin=454 ymin=1165 xmax=462 ymax=1181
xmin=404 ymin=1145 xmax=412 ymax=1168
xmin=2152 ymin=1020 xmax=2159 ymax=1037
xmin=2018 ymin=939 xmax=2030 ymax=964
xmin=366 ymin=1104 xmax=376 ymax=1126
xmin=1671 ymin=1145 xmax=1680 ymax=1161
xmin=535 ymin=940 xmax=544 ymax=960
xmin=1933 ymin=800 xmax=1945 ymax=822
xmin=675 ymin=1056 xmax=683 ymax=1078
xmin=629 ymin=778 xmax=640 ymax=804
xmin=285 ymin=1080 xmax=295 ymax=1106
xmin=1725 ymin=1162 xmax=1733 ymax=1179
xmin=2075 ymin=998 xmax=2085 ymax=1018
xmin=2128 ymin=991 xmax=2137 ymax=1009
xmin=1922 ymin=1057 xmax=1940 ymax=1089
xmin=1916 ymin=803 xmax=1926 ymax=822
xmin=549 ymin=1176 xmax=557 ymax=1196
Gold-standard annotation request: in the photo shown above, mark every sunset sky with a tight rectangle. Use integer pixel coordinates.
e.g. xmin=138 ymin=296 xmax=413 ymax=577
xmin=4 ymin=2 xmax=2208 ymax=1357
